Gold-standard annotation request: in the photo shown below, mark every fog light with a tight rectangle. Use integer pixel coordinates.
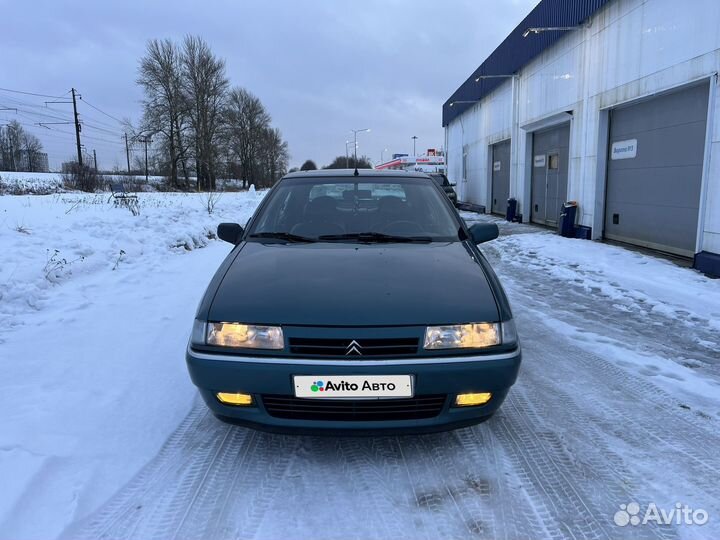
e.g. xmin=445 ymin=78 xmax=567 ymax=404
xmin=216 ymin=392 xmax=253 ymax=406
xmin=455 ymin=392 xmax=492 ymax=407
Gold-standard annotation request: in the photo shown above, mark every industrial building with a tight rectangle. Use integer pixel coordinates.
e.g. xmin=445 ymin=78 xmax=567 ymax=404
xmin=443 ymin=0 xmax=720 ymax=276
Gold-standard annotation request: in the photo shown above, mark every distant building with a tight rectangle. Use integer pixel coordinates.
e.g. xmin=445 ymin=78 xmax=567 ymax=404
xmin=17 ymin=150 xmax=49 ymax=173
xmin=376 ymin=149 xmax=445 ymax=174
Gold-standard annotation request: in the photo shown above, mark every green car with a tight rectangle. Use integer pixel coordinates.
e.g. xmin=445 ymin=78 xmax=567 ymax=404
xmin=186 ymin=169 xmax=520 ymax=434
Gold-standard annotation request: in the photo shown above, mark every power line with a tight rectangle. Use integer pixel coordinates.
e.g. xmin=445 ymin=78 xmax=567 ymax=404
xmin=6 ymin=119 xmax=124 ymax=148
xmin=78 ymin=96 xmax=125 ymax=125
xmin=1 ymin=93 xmax=127 ymax=134
xmin=0 ymin=86 xmax=69 ymax=99
xmin=1 ymin=86 xmax=132 ymax=169
xmin=2 ymin=102 xmax=126 ymax=138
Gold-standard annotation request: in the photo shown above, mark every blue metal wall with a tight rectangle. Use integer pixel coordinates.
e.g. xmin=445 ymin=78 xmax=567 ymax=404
xmin=442 ymin=0 xmax=613 ymax=126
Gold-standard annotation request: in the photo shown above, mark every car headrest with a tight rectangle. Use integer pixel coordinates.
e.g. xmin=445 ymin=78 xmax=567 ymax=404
xmin=377 ymin=196 xmax=407 ymax=213
xmin=306 ymin=196 xmax=338 ymax=217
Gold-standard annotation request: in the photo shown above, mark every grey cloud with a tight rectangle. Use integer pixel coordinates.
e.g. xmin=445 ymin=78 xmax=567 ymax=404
xmin=1 ymin=0 xmax=537 ymax=169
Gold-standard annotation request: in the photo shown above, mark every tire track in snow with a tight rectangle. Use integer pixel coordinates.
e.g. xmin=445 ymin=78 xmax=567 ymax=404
xmin=456 ymin=424 xmax=543 ymax=540
xmin=509 ymin=287 xmax=720 ymax=480
xmin=65 ymin=403 xmax=220 ymax=540
xmin=185 ymin=430 xmax=298 ymax=539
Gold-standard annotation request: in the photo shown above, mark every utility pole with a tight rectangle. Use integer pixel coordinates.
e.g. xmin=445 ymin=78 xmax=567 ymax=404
xmin=71 ymin=88 xmax=83 ymax=167
xmin=93 ymin=149 xmax=98 ymax=172
xmin=124 ymin=133 xmax=131 ymax=174
xmin=138 ymin=136 xmax=152 ymax=181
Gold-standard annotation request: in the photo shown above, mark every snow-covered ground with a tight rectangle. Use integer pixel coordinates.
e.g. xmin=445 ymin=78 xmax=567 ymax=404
xmin=0 ymin=171 xmax=245 ymax=194
xmin=0 ymin=190 xmax=262 ymax=539
xmin=0 ymin=195 xmax=718 ymax=540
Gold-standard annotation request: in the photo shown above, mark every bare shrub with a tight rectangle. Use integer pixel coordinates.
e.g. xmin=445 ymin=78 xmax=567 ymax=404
xmin=62 ymin=163 xmax=106 ymax=193
xmin=121 ymin=176 xmax=151 ymax=193
xmin=14 ymin=222 xmax=31 ymax=234
xmin=44 ymin=249 xmax=85 ymax=282
xmin=155 ymin=176 xmax=192 ymax=192
xmin=199 ymin=191 xmax=222 ymax=215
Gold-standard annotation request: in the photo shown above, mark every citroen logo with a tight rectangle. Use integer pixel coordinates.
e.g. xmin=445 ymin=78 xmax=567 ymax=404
xmin=346 ymin=340 xmax=363 ymax=356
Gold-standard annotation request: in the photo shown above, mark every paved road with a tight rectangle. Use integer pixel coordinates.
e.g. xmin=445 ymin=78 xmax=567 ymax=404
xmin=66 ymin=218 xmax=720 ymax=540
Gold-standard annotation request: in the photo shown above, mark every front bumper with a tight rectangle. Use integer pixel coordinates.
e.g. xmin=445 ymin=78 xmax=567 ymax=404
xmin=186 ymin=346 xmax=521 ymax=434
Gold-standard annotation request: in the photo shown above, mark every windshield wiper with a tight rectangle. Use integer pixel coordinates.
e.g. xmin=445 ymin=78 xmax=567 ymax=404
xmin=318 ymin=232 xmax=433 ymax=243
xmin=248 ymin=232 xmax=317 ymax=243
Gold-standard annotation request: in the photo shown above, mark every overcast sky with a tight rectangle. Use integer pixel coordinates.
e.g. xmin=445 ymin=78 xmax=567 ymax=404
xmin=1 ymin=0 xmax=537 ymax=171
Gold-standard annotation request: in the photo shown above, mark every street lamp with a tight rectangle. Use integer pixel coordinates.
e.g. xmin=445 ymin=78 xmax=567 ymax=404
xmin=350 ymin=128 xmax=370 ymax=166
xmin=345 ymin=140 xmax=358 ymax=168
xmin=411 ymin=135 xmax=418 ymax=156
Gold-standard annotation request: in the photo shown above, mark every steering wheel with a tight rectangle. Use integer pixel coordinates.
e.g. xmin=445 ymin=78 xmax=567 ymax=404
xmin=381 ymin=220 xmax=425 ymax=235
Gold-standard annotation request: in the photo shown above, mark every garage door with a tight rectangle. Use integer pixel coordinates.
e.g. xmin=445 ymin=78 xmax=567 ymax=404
xmin=604 ymin=83 xmax=709 ymax=257
xmin=531 ymin=124 xmax=570 ymax=226
xmin=490 ymin=140 xmax=511 ymax=215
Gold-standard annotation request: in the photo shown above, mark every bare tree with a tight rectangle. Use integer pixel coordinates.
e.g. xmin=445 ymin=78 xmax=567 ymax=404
xmin=23 ymin=132 xmax=44 ymax=172
xmin=224 ymin=87 xmax=271 ymax=188
xmin=137 ymin=39 xmax=190 ymax=188
xmin=135 ymin=37 xmax=288 ymax=191
xmin=0 ymin=121 xmax=45 ymax=172
xmin=257 ymin=127 xmax=289 ymax=187
xmin=182 ymin=35 xmax=229 ymax=191
xmin=324 ymin=155 xmax=373 ymax=169
xmin=300 ymin=159 xmax=317 ymax=171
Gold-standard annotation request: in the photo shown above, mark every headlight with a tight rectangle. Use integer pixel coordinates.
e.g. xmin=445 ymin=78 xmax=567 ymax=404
xmin=424 ymin=320 xmax=517 ymax=350
xmin=193 ymin=321 xmax=284 ymax=349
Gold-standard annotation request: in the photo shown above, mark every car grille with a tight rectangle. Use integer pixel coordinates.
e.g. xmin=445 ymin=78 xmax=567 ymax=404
xmin=288 ymin=337 xmax=419 ymax=358
xmin=262 ymin=395 xmax=446 ymax=421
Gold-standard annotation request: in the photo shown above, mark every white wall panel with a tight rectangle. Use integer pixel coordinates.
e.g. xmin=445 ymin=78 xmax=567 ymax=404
xmin=446 ymin=0 xmax=720 ymax=254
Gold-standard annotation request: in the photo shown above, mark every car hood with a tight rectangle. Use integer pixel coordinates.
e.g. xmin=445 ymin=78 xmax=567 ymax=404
xmin=208 ymin=241 xmax=499 ymax=326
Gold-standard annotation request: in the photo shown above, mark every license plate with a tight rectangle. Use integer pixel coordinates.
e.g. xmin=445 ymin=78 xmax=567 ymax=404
xmin=293 ymin=375 xmax=413 ymax=399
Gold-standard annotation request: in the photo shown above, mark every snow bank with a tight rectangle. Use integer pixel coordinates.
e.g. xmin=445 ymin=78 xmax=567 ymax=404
xmin=494 ymin=229 xmax=720 ymax=330
xmin=0 ymin=171 xmax=64 ymax=194
xmin=0 ymin=191 xmax=263 ymax=538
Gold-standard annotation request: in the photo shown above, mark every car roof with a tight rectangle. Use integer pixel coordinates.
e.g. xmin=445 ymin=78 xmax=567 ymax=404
xmin=282 ymin=169 xmax=432 ymax=181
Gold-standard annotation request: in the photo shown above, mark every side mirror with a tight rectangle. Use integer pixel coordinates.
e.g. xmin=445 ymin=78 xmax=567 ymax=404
xmin=217 ymin=223 xmax=244 ymax=244
xmin=468 ymin=223 xmax=499 ymax=244
xmin=449 ymin=183 xmax=457 ymax=187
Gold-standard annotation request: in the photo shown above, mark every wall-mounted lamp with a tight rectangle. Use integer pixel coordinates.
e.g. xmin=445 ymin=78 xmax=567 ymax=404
xmin=522 ymin=22 xmax=591 ymax=38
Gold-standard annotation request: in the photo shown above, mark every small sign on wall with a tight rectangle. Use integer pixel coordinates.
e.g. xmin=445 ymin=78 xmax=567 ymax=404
xmin=611 ymin=139 xmax=638 ymax=160
xmin=533 ymin=154 xmax=546 ymax=168
xmin=493 ymin=161 xmax=501 ymax=172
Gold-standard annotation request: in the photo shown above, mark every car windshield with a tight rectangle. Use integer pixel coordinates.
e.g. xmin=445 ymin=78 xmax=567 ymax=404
xmin=248 ymin=176 xmax=460 ymax=242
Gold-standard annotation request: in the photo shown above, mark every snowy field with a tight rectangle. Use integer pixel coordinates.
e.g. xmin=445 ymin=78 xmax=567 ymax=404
xmin=0 ymin=171 xmax=166 ymax=194
xmin=1 ymin=193 xmax=719 ymax=540
xmin=0 ymin=171 xmax=242 ymax=194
